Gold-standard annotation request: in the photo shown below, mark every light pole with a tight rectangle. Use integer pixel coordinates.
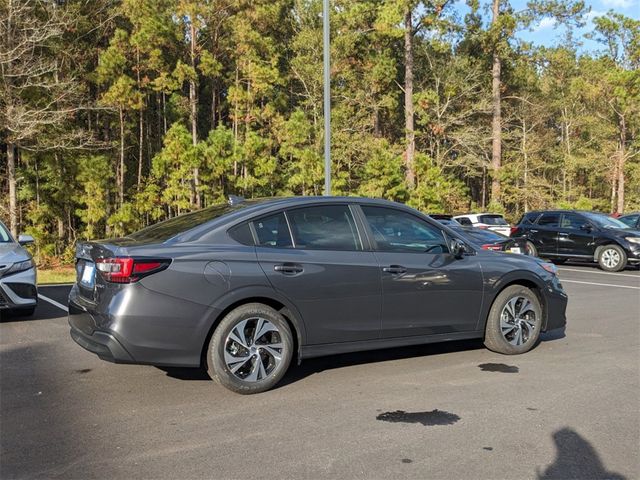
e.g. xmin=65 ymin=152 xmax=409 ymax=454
xmin=323 ymin=0 xmax=331 ymax=196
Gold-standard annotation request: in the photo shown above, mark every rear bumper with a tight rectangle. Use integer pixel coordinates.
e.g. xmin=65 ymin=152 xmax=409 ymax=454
xmin=67 ymin=283 xmax=214 ymax=367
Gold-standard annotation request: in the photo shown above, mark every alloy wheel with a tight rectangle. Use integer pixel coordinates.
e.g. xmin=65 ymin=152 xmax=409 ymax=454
xmin=224 ymin=317 xmax=284 ymax=382
xmin=601 ymin=248 xmax=620 ymax=269
xmin=500 ymin=296 xmax=537 ymax=346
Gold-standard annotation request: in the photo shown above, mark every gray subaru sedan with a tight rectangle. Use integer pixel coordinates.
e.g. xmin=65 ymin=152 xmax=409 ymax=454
xmin=68 ymin=197 xmax=567 ymax=394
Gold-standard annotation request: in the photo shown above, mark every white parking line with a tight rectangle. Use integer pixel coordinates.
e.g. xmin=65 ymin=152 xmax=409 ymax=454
xmin=37 ymin=294 xmax=69 ymax=312
xmin=558 ymin=267 xmax=640 ymax=279
xmin=560 ymin=279 xmax=640 ymax=290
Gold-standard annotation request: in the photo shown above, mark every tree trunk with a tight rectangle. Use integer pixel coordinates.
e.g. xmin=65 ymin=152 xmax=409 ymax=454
xmin=190 ymin=20 xmax=201 ymax=209
xmin=617 ymin=114 xmax=626 ymax=214
xmin=137 ymin=46 xmax=144 ymax=187
xmin=118 ymin=107 xmax=125 ymax=207
xmin=490 ymin=0 xmax=501 ymax=203
xmin=403 ymin=8 xmax=416 ymax=189
xmin=7 ymin=143 xmax=18 ymax=238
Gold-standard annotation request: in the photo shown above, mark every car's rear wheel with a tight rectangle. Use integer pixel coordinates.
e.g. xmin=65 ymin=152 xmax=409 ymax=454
xmin=598 ymin=245 xmax=627 ymax=272
xmin=207 ymin=303 xmax=293 ymax=394
xmin=525 ymin=241 xmax=537 ymax=257
xmin=484 ymin=285 xmax=542 ymax=355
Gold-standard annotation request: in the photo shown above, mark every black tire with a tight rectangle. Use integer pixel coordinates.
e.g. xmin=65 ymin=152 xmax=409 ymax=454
xmin=207 ymin=303 xmax=293 ymax=394
xmin=484 ymin=285 xmax=542 ymax=355
xmin=525 ymin=241 xmax=538 ymax=257
xmin=597 ymin=245 xmax=627 ymax=272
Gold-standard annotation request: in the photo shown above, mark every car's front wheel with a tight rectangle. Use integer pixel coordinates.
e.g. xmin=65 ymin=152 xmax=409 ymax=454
xmin=207 ymin=303 xmax=293 ymax=394
xmin=484 ymin=285 xmax=542 ymax=355
xmin=597 ymin=245 xmax=627 ymax=272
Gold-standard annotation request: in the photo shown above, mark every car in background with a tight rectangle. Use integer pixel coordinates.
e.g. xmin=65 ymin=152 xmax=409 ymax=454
xmin=0 ymin=221 xmax=37 ymax=316
xmin=618 ymin=212 xmax=640 ymax=230
xmin=451 ymin=225 xmax=529 ymax=255
xmin=510 ymin=210 xmax=640 ymax=272
xmin=428 ymin=214 xmax=460 ymax=226
xmin=453 ymin=213 xmax=511 ymax=236
xmin=68 ymin=196 xmax=567 ymax=394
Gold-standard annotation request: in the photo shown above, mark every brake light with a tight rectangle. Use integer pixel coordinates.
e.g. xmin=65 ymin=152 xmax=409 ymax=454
xmin=510 ymin=226 xmax=518 ymax=236
xmin=96 ymin=257 xmax=169 ymax=283
xmin=482 ymin=244 xmax=502 ymax=251
xmin=477 ymin=225 xmax=488 ymax=229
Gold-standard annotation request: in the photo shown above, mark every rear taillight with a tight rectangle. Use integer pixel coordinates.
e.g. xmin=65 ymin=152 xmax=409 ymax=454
xmin=510 ymin=226 xmax=518 ymax=236
xmin=476 ymin=225 xmax=488 ymax=229
xmin=482 ymin=244 xmax=502 ymax=251
xmin=96 ymin=257 xmax=169 ymax=283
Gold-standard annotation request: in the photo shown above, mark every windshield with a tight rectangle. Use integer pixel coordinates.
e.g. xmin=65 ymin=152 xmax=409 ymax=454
xmin=128 ymin=201 xmax=256 ymax=242
xmin=582 ymin=213 xmax=631 ymax=230
xmin=0 ymin=222 xmax=13 ymax=243
xmin=479 ymin=214 xmax=508 ymax=226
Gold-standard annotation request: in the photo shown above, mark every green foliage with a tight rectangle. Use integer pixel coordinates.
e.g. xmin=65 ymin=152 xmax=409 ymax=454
xmin=2 ymin=0 xmax=638 ymax=263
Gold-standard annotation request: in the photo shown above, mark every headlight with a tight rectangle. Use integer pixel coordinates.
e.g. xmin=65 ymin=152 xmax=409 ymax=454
xmin=625 ymin=237 xmax=640 ymax=245
xmin=539 ymin=262 xmax=558 ymax=275
xmin=5 ymin=259 xmax=35 ymax=275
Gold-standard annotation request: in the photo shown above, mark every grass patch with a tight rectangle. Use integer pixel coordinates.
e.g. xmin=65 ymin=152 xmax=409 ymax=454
xmin=38 ymin=266 xmax=76 ymax=285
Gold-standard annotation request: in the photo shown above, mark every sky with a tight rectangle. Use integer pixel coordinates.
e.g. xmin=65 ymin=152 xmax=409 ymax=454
xmin=453 ymin=0 xmax=639 ymax=52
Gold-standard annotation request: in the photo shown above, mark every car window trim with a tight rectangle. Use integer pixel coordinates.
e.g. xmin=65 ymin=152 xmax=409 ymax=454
xmin=249 ymin=209 xmax=295 ymax=249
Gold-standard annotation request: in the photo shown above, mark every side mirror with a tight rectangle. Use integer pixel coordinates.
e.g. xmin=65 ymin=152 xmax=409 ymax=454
xmin=450 ymin=238 xmax=466 ymax=259
xmin=580 ymin=223 xmax=593 ymax=232
xmin=18 ymin=234 xmax=35 ymax=245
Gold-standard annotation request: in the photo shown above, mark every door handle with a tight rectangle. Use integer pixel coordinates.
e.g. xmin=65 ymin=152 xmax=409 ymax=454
xmin=274 ymin=264 xmax=303 ymax=275
xmin=382 ymin=265 xmax=407 ymax=275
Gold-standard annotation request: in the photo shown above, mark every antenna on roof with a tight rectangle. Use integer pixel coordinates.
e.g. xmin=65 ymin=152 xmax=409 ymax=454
xmin=228 ymin=195 xmax=245 ymax=206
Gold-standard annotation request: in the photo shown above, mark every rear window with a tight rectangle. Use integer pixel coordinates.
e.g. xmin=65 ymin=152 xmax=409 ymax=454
xmin=128 ymin=202 xmax=254 ymax=242
xmin=457 ymin=217 xmax=473 ymax=226
xmin=479 ymin=215 xmax=508 ymax=226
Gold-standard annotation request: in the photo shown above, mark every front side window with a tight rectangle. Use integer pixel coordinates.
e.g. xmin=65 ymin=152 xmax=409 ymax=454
xmin=560 ymin=213 xmax=586 ymax=230
xmin=253 ymin=212 xmax=293 ymax=248
xmin=286 ymin=205 xmax=362 ymax=251
xmin=362 ymin=206 xmax=448 ymax=254
xmin=537 ymin=213 xmax=560 ymax=227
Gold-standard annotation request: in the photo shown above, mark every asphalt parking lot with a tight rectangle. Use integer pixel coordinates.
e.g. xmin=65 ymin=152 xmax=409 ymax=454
xmin=1 ymin=263 xmax=639 ymax=479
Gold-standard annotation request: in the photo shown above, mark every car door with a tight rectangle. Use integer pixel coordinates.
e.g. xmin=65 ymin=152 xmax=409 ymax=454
xmin=359 ymin=205 xmax=484 ymax=337
xmin=531 ymin=212 xmax=561 ymax=256
xmin=254 ymin=205 xmax=381 ymax=345
xmin=558 ymin=212 xmax=596 ymax=258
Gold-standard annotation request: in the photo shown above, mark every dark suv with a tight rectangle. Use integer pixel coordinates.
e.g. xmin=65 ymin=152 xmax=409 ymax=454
xmin=511 ymin=210 xmax=640 ymax=271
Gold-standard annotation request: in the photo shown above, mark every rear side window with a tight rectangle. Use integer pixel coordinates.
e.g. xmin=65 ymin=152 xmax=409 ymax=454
xmin=478 ymin=214 xmax=508 ymax=226
xmin=521 ymin=213 xmax=540 ymax=225
xmin=457 ymin=217 xmax=472 ymax=226
xmin=537 ymin=213 xmax=560 ymax=227
xmin=253 ymin=212 xmax=293 ymax=248
xmin=362 ymin=206 xmax=448 ymax=254
xmin=560 ymin=213 xmax=586 ymax=230
xmin=228 ymin=223 xmax=254 ymax=245
xmin=287 ymin=205 xmax=362 ymax=251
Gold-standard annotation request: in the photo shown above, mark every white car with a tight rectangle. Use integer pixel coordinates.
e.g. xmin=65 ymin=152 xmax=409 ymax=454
xmin=0 ymin=221 xmax=37 ymax=317
xmin=453 ymin=213 xmax=511 ymax=237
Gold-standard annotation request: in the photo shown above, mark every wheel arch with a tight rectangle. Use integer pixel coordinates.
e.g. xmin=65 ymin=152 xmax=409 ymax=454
xmin=484 ymin=272 xmax=549 ymax=333
xmin=199 ymin=287 xmax=307 ymax=368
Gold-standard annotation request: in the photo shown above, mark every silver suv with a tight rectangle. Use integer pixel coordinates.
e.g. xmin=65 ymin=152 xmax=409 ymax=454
xmin=0 ymin=221 xmax=37 ymax=317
